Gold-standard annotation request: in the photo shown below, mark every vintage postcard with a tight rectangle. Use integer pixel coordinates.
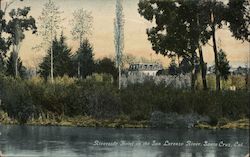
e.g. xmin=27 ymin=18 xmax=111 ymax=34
xmin=0 ymin=0 xmax=249 ymax=157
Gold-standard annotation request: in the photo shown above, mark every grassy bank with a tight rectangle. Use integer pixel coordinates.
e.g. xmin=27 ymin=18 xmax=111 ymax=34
xmin=0 ymin=112 xmax=148 ymax=128
xmin=1 ymin=111 xmax=249 ymax=129
xmin=196 ymin=118 xmax=249 ymax=129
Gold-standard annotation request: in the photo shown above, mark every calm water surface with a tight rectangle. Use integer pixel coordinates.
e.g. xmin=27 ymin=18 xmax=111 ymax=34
xmin=0 ymin=125 xmax=249 ymax=157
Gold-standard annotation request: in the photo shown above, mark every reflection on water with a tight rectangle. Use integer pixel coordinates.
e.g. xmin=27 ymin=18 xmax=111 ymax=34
xmin=0 ymin=125 xmax=249 ymax=157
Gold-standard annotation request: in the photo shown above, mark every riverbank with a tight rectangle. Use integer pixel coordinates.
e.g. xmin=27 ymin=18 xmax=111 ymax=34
xmin=0 ymin=111 xmax=249 ymax=129
xmin=0 ymin=112 xmax=148 ymax=128
xmin=195 ymin=118 xmax=249 ymax=129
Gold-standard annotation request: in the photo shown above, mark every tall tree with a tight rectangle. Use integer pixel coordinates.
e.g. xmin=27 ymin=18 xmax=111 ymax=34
xmin=70 ymin=8 xmax=93 ymax=76
xmin=5 ymin=7 xmax=37 ymax=77
xmin=177 ymin=0 xmax=211 ymax=90
xmin=207 ymin=0 xmax=226 ymax=91
xmin=70 ymin=8 xmax=93 ymax=45
xmin=114 ymin=0 xmax=124 ymax=89
xmin=138 ymin=0 xmax=203 ymax=90
xmin=38 ymin=0 xmax=63 ymax=82
xmin=39 ymin=33 xmax=72 ymax=79
xmin=73 ymin=39 xmax=94 ymax=78
xmin=138 ymin=0 xmax=243 ymax=91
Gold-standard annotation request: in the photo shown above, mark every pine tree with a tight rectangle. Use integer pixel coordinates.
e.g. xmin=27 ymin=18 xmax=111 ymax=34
xmin=39 ymin=33 xmax=72 ymax=79
xmin=73 ymin=39 xmax=94 ymax=78
xmin=6 ymin=51 xmax=26 ymax=78
xmin=217 ymin=49 xmax=230 ymax=80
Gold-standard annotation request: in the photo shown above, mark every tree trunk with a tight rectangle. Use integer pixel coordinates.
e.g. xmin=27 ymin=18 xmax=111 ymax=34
xmin=211 ymin=10 xmax=220 ymax=91
xmin=15 ymin=53 xmax=18 ymax=77
xmin=50 ymin=42 xmax=54 ymax=83
xmin=212 ymin=26 xmax=220 ymax=91
xmin=198 ymin=44 xmax=208 ymax=90
xmin=12 ymin=45 xmax=18 ymax=77
xmin=0 ymin=50 xmax=2 ymax=71
xmin=78 ymin=61 xmax=80 ymax=78
xmin=191 ymin=51 xmax=196 ymax=91
xmin=196 ymin=14 xmax=208 ymax=90
xmin=0 ymin=1 xmax=3 ymax=72
xmin=118 ymin=64 xmax=121 ymax=90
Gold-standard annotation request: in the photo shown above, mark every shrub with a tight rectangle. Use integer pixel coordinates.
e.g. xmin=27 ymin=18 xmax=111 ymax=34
xmin=80 ymin=80 xmax=121 ymax=119
xmin=1 ymin=77 xmax=35 ymax=123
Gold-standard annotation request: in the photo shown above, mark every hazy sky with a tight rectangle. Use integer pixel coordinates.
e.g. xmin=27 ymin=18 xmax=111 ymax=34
xmin=6 ymin=0 xmax=250 ymax=68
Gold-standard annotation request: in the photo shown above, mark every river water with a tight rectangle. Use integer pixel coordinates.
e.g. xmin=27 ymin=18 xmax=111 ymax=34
xmin=0 ymin=125 xmax=249 ymax=157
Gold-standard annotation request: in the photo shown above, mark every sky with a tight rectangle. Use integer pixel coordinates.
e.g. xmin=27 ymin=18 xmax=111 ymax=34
xmin=3 ymin=0 xmax=250 ymax=68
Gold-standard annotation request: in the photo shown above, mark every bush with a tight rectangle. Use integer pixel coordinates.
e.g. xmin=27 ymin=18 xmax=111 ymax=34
xmin=78 ymin=79 xmax=121 ymax=119
xmin=1 ymin=77 xmax=35 ymax=123
xmin=121 ymin=81 xmax=249 ymax=121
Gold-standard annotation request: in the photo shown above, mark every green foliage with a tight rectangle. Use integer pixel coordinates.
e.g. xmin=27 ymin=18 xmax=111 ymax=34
xmin=95 ymin=57 xmax=118 ymax=81
xmin=0 ymin=10 xmax=11 ymax=61
xmin=0 ymin=75 xmax=249 ymax=124
xmin=6 ymin=51 xmax=26 ymax=78
xmin=168 ymin=58 xmax=179 ymax=75
xmin=137 ymin=0 xmax=213 ymax=90
xmin=196 ymin=74 xmax=246 ymax=90
xmin=179 ymin=57 xmax=192 ymax=74
xmin=1 ymin=7 xmax=36 ymax=76
xmin=227 ymin=0 xmax=250 ymax=41
xmin=0 ymin=76 xmax=35 ymax=123
xmin=72 ymin=39 xmax=95 ymax=78
xmin=138 ymin=0 xmax=249 ymax=91
xmin=121 ymin=81 xmax=249 ymax=121
xmin=6 ymin=7 xmax=37 ymax=43
xmin=82 ymin=80 xmax=121 ymax=119
xmin=217 ymin=49 xmax=230 ymax=80
xmin=4 ymin=7 xmax=37 ymax=77
xmin=39 ymin=33 xmax=73 ymax=79
xmin=86 ymin=73 xmax=114 ymax=83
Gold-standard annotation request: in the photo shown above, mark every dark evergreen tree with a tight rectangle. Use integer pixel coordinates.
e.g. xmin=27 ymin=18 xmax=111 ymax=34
xmin=95 ymin=57 xmax=118 ymax=80
xmin=39 ymin=33 xmax=73 ymax=79
xmin=217 ymin=49 xmax=230 ymax=80
xmin=6 ymin=51 xmax=26 ymax=78
xmin=73 ymin=39 xmax=95 ymax=78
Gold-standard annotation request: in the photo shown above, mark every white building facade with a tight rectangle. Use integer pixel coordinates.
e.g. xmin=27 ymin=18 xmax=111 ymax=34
xmin=128 ymin=63 xmax=163 ymax=76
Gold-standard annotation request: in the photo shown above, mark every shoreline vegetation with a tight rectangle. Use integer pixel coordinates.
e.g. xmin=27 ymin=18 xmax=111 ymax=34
xmin=0 ymin=75 xmax=249 ymax=130
xmin=0 ymin=112 xmax=249 ymax=129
